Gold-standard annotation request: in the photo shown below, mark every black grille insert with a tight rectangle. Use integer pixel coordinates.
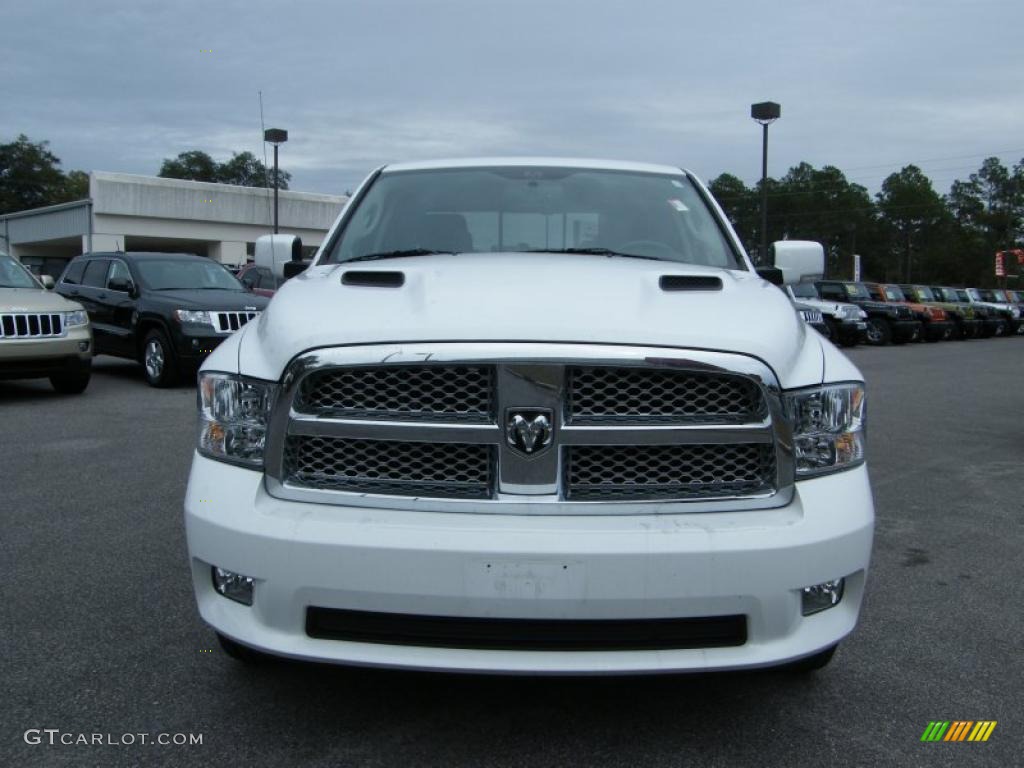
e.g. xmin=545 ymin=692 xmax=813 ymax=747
xmin=284 ymin=435 xmax=493 ymax=499
xmin=306 ymin=607 xmax=747 ymax=651
xmin=566 ymin=443 xmax=776 ymax=500
xmin=297 ymin=365 xmax=493 ymax=422
xmin=568 ymin=367 xmax=764 ymax=423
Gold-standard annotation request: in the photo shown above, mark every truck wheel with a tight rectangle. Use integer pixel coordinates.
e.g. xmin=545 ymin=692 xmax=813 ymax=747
xmin=217 ymin=633 xmax=270 ymax=665
xmin=993 ymin=321 xmax=1006 ymax=337
xmin=865 ymin=318 xmax=891 ymax=345
xmin=49 ymin=367 xmax=91 ymax=394
xmin=784 ymin=644 xmax=838 ymax=673
xmin=142 ymin=329 xmax=180 ymax=388
xmin=822 ymin=318 xmax=838 ymax=343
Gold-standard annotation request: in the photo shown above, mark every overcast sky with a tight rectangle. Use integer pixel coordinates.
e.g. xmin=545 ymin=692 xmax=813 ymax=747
xmin=4 ymin=0 xmax=1023 ymax=196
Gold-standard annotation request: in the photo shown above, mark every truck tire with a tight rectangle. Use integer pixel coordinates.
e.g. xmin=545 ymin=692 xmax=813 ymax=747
xmin=49 ymin=367 xmax=91 ymax=394
xmin=865 ymin=318 xmax=892 ymax=346
xmin=142 ymin=328 xmax=180 ymax=388
xmin=823 ymin=318 xmax=838 ymax=343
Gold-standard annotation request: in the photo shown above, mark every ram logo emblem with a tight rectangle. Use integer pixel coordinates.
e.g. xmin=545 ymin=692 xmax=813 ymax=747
xmin=505 ymin=409 xmax=554 ymax=456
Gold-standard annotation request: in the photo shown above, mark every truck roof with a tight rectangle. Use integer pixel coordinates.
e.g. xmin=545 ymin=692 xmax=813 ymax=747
xmin=382 ymin=157 xmax=689 ymax=175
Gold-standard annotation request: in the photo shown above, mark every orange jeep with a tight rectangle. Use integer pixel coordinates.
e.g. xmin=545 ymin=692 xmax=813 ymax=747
xmin=863 ymin=283 xmax=953 ymax=341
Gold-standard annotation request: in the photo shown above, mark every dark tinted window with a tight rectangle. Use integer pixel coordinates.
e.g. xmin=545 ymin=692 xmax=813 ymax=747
xmin=134 ymin=259 xmax=243 ymax=290
xmin=82 ymin=259 xmax=110 ymax=288
xmin=62 ymin=259 xmax=87 ymax=285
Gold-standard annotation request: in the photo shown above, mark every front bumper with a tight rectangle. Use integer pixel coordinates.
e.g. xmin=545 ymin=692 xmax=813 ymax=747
xmin=892 ymin=319 xmax=922 ymax=342
xmin=185 ymin=454 xmax=875 ymax=674
xmin=171 ymin=326 xmax=232 ymax=365
xmin=835 ymin=320 xmax=867 ymax=344
xmin=923 ymin=319 xmax=953 ymax=341
xmin=0 ymin=327 xmax=92 ymax=380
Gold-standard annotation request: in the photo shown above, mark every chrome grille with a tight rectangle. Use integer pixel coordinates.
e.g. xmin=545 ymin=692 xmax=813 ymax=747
xmin=565 ymin=443 xmax=776 ymax=500
xmin=0 ymin=313 xmax=65 ymax=339
xmin=567 ymin=366 xmax=764 ymax=423
xmin=268 ymin=344 xmax=790 ymax=513
xmin=283 ymin=435 xmax=493 ymax=499
xmin=214 ymin=311 xmax=259 ymax=332
xmin=297 ymin=365 xmax=492 ymax=421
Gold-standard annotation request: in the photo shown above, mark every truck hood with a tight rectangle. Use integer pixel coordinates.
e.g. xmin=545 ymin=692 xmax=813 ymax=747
xmin=239 ymin=253 xmax=825 ymax=388
xmin=1 ymin=286 xmax=84 ymax=313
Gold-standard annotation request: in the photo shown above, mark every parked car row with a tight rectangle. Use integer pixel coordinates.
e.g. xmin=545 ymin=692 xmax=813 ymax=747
xmin=787 ymin=279 xmax=1022 ymax=347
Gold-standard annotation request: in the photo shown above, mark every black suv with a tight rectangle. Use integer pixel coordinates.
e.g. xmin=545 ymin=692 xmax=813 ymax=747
xmin=815 ymin=280 xmax=921 ymax=345
xmin=56 ymin=252 xmax=269 ymax=386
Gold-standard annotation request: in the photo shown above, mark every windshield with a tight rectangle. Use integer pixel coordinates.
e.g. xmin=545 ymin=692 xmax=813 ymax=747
xmin=843 ymin=283 xmax=871 ymax=300
xmin=884 ymin=285 xmax=906 ymax=301
xmin=326 ymin=166 xmax=742 ymax=268
xmin=0 ymin=254 xmax=41 ymax=289
xmin=911 ymin=286 xmax=935 ymax=301
xmin=134 ymin=259 xmax=244 ymax=291
xmin=790 ymin=282 xmax=819 ymax=299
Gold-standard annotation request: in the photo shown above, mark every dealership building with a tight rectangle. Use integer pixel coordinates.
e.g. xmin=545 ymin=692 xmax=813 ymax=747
xmin=0 ymin=172 xmax=348 ymax=277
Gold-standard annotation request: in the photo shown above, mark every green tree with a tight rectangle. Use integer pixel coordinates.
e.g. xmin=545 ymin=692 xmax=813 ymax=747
xmin=0 ymin=134 xmax=88 ymax=214
xmin=159 ymin=150 xmax=290 ymax=189
xmin=158 ymin=150 xmax=219 ymax=183
xmin=876 ymin=165 xmax=949 ymax=282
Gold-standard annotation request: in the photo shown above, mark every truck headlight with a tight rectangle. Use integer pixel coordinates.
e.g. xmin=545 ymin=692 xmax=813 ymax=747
xmin=175 ymin=309 xmax=213 ymax=326
xmin=784 ymin=383 xmax=866 ymax=477
xmin=197 ymin=372 xmax=276 ymax=467
xmin=841 ymin=306 xmax=861 ymax=321
xmin=64 ymin=310 xmax=88 ymax=327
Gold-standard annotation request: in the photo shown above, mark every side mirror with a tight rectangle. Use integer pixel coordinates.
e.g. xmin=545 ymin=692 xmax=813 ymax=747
xmin=40 ymin=274 xmax=55 ymax=289
xmin=108 ymin=277 xmax=134 ymax=294
xmin=771 ymin=241 xmax=824 ymax=286
xmin=283 ymin=261 xmax=308 ymax=279
xmin=255 ymin=234 xmax=303 ymax=280
xmin=755 ymin=266 xmax=784 ymax=286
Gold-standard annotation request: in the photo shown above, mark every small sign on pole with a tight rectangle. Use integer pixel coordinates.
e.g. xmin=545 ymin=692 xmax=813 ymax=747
xmin=995 ymin=252 xmax=1005 ymax=277
xmin=853 ymin=253 xmax=861 ymax=282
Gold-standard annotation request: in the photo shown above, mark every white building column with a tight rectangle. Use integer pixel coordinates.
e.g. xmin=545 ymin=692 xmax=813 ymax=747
xmin=209 ymin=240 xmax=246 ymax=266
xmin=83 ymin=233 xmax=125 ymax=253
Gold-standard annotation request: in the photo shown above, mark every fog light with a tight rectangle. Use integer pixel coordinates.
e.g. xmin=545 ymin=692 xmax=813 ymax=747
xmin=212 ymin=566 xmax=254 ymax=606
xmin=78 ymin=341 xmax=90 ymax=352
xmin=801 ymin=578 xmax=844 ymax=615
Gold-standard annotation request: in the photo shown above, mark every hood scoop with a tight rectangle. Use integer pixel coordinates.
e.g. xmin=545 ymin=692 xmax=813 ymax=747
xmin=659 ymin=275 xmax=723 ymax=292
xmin=341 ymin=270 xmax=405 ymax=288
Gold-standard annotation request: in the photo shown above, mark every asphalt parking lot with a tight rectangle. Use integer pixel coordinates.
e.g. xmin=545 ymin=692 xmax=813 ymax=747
xmin=3 ymin=340 xmax=1021 ymax=768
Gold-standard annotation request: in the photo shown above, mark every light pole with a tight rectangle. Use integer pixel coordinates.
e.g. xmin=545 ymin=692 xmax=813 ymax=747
xmin=263 ymin=128 xmax=288 ymax=233
xmin=750 ymin=102 xmax=781 ymax=264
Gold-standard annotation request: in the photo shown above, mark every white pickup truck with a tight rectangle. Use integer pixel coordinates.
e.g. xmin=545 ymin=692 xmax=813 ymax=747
xmin=185 ymin=158 xmax=874 ymax=674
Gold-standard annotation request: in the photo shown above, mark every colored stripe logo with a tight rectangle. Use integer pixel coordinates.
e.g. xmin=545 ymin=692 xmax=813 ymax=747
xmin=921 ymin=721 xmax=997 ymax=742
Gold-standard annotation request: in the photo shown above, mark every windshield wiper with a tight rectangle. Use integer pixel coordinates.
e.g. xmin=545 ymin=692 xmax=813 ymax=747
xmin=346 ymin=248 xmax=456 ymax=263
xmin=523 ymin=248 xmax=662 ymax=261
